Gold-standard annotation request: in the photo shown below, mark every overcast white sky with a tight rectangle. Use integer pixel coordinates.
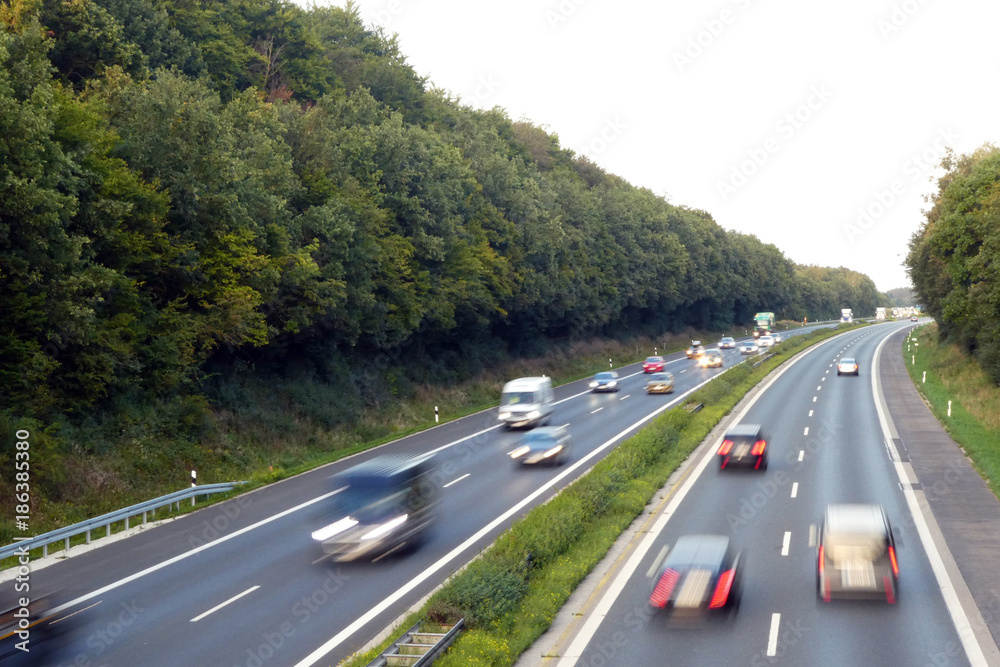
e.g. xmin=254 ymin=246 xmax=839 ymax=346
xmin=336 ymin=0 xmax=999 ymax=292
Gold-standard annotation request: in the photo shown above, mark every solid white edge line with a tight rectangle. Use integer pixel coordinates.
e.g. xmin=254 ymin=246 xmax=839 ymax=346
xmin=442 ymin=473 xmax=470 ymax=489
xmin=293 ymin=365 xmax=729 ymax=667
xmin=556 ymin=335 xmax=832 ymax=666
xmin=781 ymin=531 xmax=791 ymax=556
xmin=48 ymin=488 xmax=347 ymax=617
xmin=871 ymin=327 xmax=991 ymax=666
xmin=190 ymin=585 xmax=260 ymax=622
xmin=767 ymin=613 xmax=781 ymax=656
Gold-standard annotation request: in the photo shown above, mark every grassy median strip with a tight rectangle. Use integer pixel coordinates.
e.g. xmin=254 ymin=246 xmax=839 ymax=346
xmin=343 ymin=324 xmax=864 ymax=667
xmin=905 ymin=324 xmax=1000 ymax=499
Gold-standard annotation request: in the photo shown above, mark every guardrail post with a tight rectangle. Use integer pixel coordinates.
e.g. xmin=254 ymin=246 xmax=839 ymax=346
xmin=143 ymin=511 xmax=147 ymax=525
xmin=106 ymin=523 xmax=111 ymax=538
xmin=86 ymin=529 xmax=91 ymax=544
xmin=43 ymin=544 xmax=48 ymax=558
xmin=65 ymin=537 xmax=70 ymax=554
xmin=125 ymin=515 xmax=129 ymax=530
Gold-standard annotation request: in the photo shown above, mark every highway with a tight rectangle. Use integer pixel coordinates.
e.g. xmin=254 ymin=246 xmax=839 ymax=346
xmin=2 ymin=322 xmax=932 ymax=667
xmin=553 ymin=321 xmax=991 ymax=667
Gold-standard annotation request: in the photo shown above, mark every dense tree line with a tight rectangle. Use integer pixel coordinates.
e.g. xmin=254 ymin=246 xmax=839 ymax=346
xmin=1 ymin=0 xmax=883 ymax=447
xmin=907 ymin=144 xmax=1000 ymax=382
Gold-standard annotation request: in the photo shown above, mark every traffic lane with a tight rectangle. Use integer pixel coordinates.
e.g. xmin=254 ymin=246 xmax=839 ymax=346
xmin=28 ymin=365 xmax=701 ymax=665
xmin=579 ymin=324 xmax=967 ymax=665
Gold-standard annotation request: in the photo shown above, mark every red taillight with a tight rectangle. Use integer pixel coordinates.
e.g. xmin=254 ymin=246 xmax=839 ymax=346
xmin=818 ymin=545 xmax=831 ymax=602
xmin=649 ymin=568 xmax=680 ymax=608
xmin=751 ymin=439 xmax=766 ymax=456
xmin=884 ymin=576 xmax=896 ymax=604
xmin=708 ymin=569 xmax=735 ymax=609
xmin=718 ymin=440 xmax=734 ymax=455
xmin=888 ymin=545 xmax=899 ymax=576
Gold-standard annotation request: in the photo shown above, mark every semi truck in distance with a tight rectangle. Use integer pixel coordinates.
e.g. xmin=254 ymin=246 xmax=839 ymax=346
xmin=841 ymin=308 xmax=853 ymax=323
xmin=753 ymin=312 xmax=775 ymax=339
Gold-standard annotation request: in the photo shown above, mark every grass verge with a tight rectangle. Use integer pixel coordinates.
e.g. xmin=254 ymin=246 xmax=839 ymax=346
xmin=904 ymin=323 xmax=1000 ymax=498
xmin=341 ymin=322 xmax=865 ymax=667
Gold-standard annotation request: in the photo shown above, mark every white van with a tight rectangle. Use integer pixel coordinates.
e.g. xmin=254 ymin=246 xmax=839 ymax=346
xmin=498 ymin=377 xmax=554 ymax=429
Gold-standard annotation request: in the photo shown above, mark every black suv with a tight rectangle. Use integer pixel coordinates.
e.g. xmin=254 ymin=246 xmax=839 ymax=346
xmin=311 ymin=454 xmax=438 ymax=562
xmin=717 ymin=424 xmax=768 ymax=470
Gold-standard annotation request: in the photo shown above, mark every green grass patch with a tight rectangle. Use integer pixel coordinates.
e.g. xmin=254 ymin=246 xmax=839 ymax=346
xmin=905 ymin=324 xmax=1000 ymax=497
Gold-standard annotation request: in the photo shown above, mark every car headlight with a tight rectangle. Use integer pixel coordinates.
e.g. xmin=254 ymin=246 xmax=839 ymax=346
xmin=607 ymin=381 xmax=617 ymax=387
xmin=510 ymin=446 xmax=530 ymax=459
xmin=527 ymin=410 xmax=540 ymax=419
xmin=542 ymin=445 xmax=563 ymax=458
xmin=589 ymin=381 xmax=598 ymax=387
xmin=499 ymin=410 xmax=511 ymax=419
xmin=311 ymin=516 xmax=359 ymax=542
xmin=362 ymin=515 xmax=408 ymax=541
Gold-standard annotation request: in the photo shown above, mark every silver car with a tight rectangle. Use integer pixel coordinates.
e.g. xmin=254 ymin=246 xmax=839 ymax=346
xmin=817 ymin=504 xmax=899 ymax=603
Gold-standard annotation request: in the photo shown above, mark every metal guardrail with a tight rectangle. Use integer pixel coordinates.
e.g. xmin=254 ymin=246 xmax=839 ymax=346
xmin=366 ymin=619 xmax=464 ymax=667
xmin=1 ymin=482 xmax=244 ymax=561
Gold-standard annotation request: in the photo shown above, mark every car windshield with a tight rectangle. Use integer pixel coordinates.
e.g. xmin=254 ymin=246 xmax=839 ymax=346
xmin=649 ymin=373 xmax=670 ymax=381
xmin=595 ymin=372 xmax=615 ymax=380
xmin=721 ymin=338 xmax=733 ymax=342
xmin=522 ymin=432 xmax=557 ymax=447
xmin=841 ymin=359 xmax=856 ymax=365
xmin=502 ymin=391 xmax=536 ymax=406
xmin=645 ymin=357 xmax=662 ymax=363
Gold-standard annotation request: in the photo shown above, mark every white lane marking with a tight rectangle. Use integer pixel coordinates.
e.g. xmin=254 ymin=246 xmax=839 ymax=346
xmin=812 ymin=396 xmax=817 ymax=402
xmin=190 ymin=586 xmax=260 ymax=622
xmin=767 ymin=613 xmax=781 ymax=656
xmin=619 ymin=395 xmax=630 ymax=401
xmin=781 ymin=532 xmax=791 ymax=556
xmin=443 ymin=474 xmax=470 ymax=488
xmin=591 ymin=407 xmax=603 ymax=414
xmin=808 ymin=410 xmax=813 ymax=417
xmin=816 ymin=385 xmax=822 ymax=391
xmin=871 ymin=327 xmax=993 ymax=665
xmin=791 ymin=483 xmax=798 ymax=498
xmin=822 ymin=377 xmax=826 ymax=382
xmin=296 ymin=367 xmax=733 ymax=667
xmin=798 ymin=450 xmax=804 ymax=461
xmin=646 ymin=546 xmax=668 ymax=579
xmin=679 ymin=369 xmax=687 ymax=373
xmin=49 ymin=488 xmax=347 ymax=617
xmin=803 ymin=427 xmax=809 ymax=436
xmin=557 ymin=337 xmax=832 ymax=666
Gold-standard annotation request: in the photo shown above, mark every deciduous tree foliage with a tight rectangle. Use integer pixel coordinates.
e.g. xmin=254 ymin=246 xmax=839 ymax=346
xmin=1 ymin=0 xmax=885 ymax=452
xmin=907 ymin=145 xmax=1000 ymax=382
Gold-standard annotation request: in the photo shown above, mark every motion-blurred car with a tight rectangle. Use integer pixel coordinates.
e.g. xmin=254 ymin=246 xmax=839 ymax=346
xmin=718 ymin=337 xmax=736 ymax=349
xmin=836 ymin=358 xmax=859 ymax=376
xmin=911 ymin=316 xmax=918 ymax=322
xmin=311 ymin=454 xmax=438 ymax=562
xmin=817 ymin=504 xmax=899 ymax=603
xmin=590 ymin=371 xmax=621 ymax=392
xmin=717 ymin=423 xmax=768 ymax=470
xmin=757 ymin=335 xmax=775 ymax=348
xmin=772 ymin=333 xmax=783 ymax=343
xmin=685 ymin=341 xmax=706 ymax=359
xmin=649 ymin=534 xmax=741 ymax=617
xmin=645 ymin=371 xmax=675 ymax=394
xmin=510 ymin=426 xmax=571 ymax=466
xmin=699 ymin=349 xmax=724 ymax=368
xmin=739 ymin=341 xmax=759 ymax=355
xmin=643 ymin=356 xmax=666 ymax=373
xmin=1 ymin=592 xmax=78 ymax=653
